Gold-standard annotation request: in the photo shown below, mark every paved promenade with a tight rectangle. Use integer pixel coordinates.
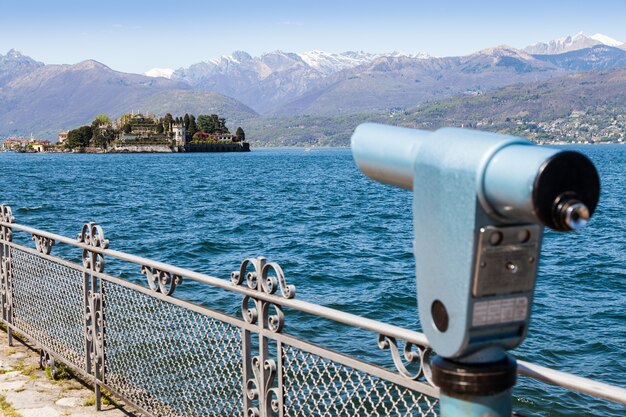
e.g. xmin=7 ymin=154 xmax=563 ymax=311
xmin=0 ymin=330 xmax=133 ymax=417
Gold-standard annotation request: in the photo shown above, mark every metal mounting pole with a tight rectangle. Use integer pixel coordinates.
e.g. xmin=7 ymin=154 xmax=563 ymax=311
xmin=432 ymin=354 xmax=517 ymax=417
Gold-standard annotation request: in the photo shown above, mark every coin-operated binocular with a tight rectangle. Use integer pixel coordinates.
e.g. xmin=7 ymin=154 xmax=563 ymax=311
xmin=351 ymin=123 xmax=600 ymax=417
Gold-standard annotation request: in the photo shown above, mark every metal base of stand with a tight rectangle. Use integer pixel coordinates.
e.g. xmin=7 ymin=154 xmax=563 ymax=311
xmin=432 ymin=354 xmax=517 ymax=417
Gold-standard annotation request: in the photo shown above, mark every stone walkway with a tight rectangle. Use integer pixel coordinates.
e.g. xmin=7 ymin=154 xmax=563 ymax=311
xmin=0 ymin=330 xmax=134 ymax=417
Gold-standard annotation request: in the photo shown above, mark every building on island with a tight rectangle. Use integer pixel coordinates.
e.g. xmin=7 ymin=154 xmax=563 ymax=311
xmin=53 ymin=112 xmax=249 ymax=153
xmin=172 ymin=122 xmax=186 ymax=147
xmin=111 ymin=113 xmax=247 ymax=152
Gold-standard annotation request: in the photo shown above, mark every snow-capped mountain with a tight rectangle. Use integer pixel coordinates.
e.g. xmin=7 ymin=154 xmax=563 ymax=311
xmin=589 ymin=33 xmax=624 ymax=47
xmin=524 ymin=32 xmax=624 ymax=54
xmin=145 ymin=67 xmax=174 ymax=79
xmin=172 ymin=50 xmax=433 ymax=82
xmin=171 ymin=49 xmax=434 ymax=112
xmin=298 ymin=50 xmax=377 ymax=74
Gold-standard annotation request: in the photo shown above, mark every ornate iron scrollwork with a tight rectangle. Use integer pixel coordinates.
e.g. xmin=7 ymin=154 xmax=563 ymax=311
xmin=32 ymin=234 xmax=55 ymax=255
xmin=0 ymin=205 xmax=14 ymax=242
xmin=78 ymin=222 xmax=108 ymax=273
xmin=246 ymin=356 xmax=282 ymax=417
xmin=140 ymin=266 xmax=182 ymax=296
xmin=232 ymin=257 xmax=295 ymax=334
xmin=39 ymin=349 xmax=58 ymax=378
xmin=77 ymin=222 xmax=109 ymax=249
xmin=378 ymin=334 xmax=434 ymax=385
xmin=0 ymin=205 xmax=13 ymax=223
xmin=232 ymin=257 xmax=295 ymax=299
xmin=85 ymin=291 xmax=104 ymax=370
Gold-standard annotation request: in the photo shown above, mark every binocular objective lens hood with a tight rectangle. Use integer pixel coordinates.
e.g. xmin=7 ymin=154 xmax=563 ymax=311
xmin=484 ymin=146 xmax=600 ymax=232
xmin=533 ymin=151 xmax=600 ymax=231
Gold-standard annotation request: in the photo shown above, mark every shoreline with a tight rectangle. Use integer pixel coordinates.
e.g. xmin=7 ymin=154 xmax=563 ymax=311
xmin=0 ymin=328 xmax=132 ymax=417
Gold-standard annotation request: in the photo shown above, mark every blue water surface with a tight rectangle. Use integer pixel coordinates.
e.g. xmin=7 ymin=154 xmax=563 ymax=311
xmin=0 ymin=145 xmax=624 ymax=416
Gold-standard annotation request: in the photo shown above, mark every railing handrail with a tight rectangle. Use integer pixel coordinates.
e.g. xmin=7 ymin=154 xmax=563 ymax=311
xmin=1 ymin=220 xmax=431 ymax=346
xmin=517 ymin=360 xmax=626 ymax=405
xmin=2 ymin=218 xmax=626 ymax=407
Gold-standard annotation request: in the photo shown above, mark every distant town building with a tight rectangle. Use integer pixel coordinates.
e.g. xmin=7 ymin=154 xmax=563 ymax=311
xmin=31 ymin=141 xmax=51 ymax=152
xmin=1 ymin=137 xmax=51 ymax=152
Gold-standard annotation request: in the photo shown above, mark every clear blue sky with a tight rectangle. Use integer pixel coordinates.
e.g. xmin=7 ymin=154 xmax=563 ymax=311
xmin=2 ymin=0 xmax=626 ymax=74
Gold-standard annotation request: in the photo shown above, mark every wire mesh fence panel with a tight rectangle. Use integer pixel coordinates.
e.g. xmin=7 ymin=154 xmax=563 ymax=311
xmin=282 ymin=344 xmax=438 ymax=417
xmin=102 ymin=280 xmax=243 ymax=417
xmin=11 ymin=248 xmax=86 ymax=369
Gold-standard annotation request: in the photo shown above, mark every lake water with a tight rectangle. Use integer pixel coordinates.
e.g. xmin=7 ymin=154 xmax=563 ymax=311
xmin=0 ymin=145 xmax=624 ymax=416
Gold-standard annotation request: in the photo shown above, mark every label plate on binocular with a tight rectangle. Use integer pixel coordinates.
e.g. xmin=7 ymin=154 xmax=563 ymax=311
xmin=473 ymin=225 xmax=541 ymax=297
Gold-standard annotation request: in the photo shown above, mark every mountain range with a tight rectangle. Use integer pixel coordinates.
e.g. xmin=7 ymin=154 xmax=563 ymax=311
xmin=1 ymin=32 xmax=626 ymax=141
xmin=0 ymin=56 xmax=256 ymax=138
xmin=241 ymin=67 xmax=626 ymax=146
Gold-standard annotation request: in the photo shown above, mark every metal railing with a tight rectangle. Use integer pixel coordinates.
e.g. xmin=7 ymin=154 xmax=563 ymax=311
xmin=0 ymin=204 xmax=624 ymax=416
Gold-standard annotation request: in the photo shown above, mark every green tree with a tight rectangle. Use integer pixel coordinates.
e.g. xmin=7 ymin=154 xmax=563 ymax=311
xmin=92 ymin=126 xmax=115 ymax=149
xmin=123 ymin=124 xmax=132 ymax=134
xmin=163 ymin=113 xmax=173 ymax=132
xmin=197 ymin=114 xmax=230 ymax=134
xmin=94 ymin=114 xmax=110 ymax=125
xmin=184 ymin=114 xmax=190 ymax=129
xmin=235 ymin=127 xmax=246 ymax=142
xmin=196 ymin=114 xmax=213 ymax=133
xmin=156 ymin=123 xmax=164 ymax=134
xmin=90 ymin=114 xmax=114 ymax=149
xmin=66 ymin=126 xmax=93 ymax=149
xmin=218 ymin=117 xmax=229 ymax=133
xmin=188 ymin=115 xmax=197 ymax=138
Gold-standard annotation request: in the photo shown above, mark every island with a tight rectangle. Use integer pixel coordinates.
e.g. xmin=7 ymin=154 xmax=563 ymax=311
xmin=2 ymin=113 xmax=250 ymax=153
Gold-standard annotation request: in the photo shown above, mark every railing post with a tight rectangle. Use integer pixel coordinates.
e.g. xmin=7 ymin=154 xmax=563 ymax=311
xmin=78 ymin=223 xmax=108 ymax=411
xmin=0 ymin=205 xmax=14 ymax=346
xmin=242 ymin=328 xmax=252 ymax=415
xmin=233 ymin=257 xmax=294 ymax=417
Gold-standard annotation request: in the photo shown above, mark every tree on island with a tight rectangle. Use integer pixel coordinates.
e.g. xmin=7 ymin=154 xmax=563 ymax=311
xmin=235 ymin=127 xmax=246 ymax=142
xmin=196 ymin=115 xmax=210 ymax=133
xmin=93 ymin=114 xmax=110 ymax=125
xmin=187 ymin=115 xmax=197 ymax=137
xmin=91 ymin=114 xmax=115 ymax=149
xmin=197 ymin=114 xmax=229 ymax=134
xmin=217 ymin=117 xmax=228 ymax=133
xmin=163 ymin=113 xmax=173 ymax=133
xmin=66 ymin=125 xmax=93 ymax=149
